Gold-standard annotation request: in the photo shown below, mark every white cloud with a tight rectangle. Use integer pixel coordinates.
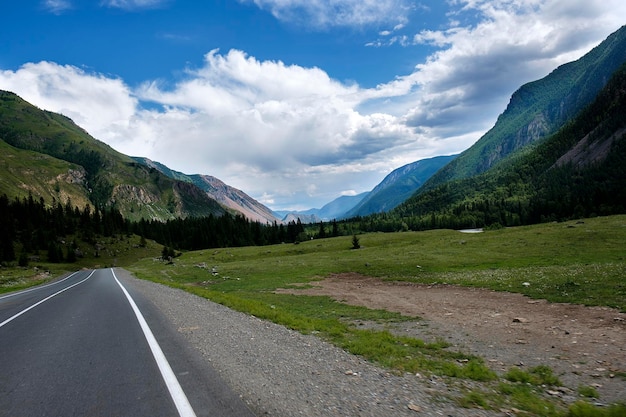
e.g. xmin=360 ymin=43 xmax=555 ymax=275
xmin=131 ymin=49 xmax=423 ymax=204
xmin=240 ymin=0 xmax=411 ymax=28
xmin=0 ymin=62 xmax=137 ymax=141
xmin=43 ymin=0 xmax=72 ymax=14
xmin=100 ymin=0 xmax=170 ymax=10
xmin=0 ymin=53 xmax=422 ymax=209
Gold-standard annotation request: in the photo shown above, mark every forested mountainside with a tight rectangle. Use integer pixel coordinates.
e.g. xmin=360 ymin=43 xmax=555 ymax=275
xmin=389 ymin=62 xmax=626 ymax=230
xmin=420 ymin=25 xmax=626 ymax=193
xmin=344 ymin=155 xmax=457 ymax=218
xmin=0 ymin=91 xmax=225 ymax=222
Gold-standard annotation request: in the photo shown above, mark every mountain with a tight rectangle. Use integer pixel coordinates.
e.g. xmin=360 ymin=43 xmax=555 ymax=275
xmin=394 ymin=61 xmax=626 ymax=227
xmin=280 ymin=154 xmax=455 ymax=222
xmin=131 ymin=157 xmax=280 ymax=224
xmin=0 ymin=136 xmax=92 ymax=210
xmin=344 ymin=155 xmax=457 ymax=218
xmin=281 ymin=212 xmax=321 ymax=224
xmin=192 ymin=175 xmax=279 ymax=224
xmin=0 ymin=91 xmax=226 ymax=222
xmin=276 ymin=192 xmax=369 ymax=222
xmin=420 ymin=25 xmax=626 ymax=193
xmin=315 ymin=193 xmax=369 ymax=219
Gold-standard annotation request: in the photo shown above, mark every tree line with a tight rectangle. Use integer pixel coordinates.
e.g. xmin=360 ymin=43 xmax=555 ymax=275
xmin=0 ymin=193 xmax=342 ymax=264
xmin=0 ymin=193 xmax=128 ymax=265
xmin=2 ymin=164 xmax=625 ymax=266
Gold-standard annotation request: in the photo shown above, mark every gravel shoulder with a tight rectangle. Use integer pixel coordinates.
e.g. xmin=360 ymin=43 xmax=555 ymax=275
xmin=119 ymin=269 xmax=626 ymax=416
xmin=120 ymin=269 xmax=500 ymax=417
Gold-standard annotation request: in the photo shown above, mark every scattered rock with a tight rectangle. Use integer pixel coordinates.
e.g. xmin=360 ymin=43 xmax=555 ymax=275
xmin=407 ymin=403 xmax=421 ymax=412
xmin=513 ymin=317 xmax=529 ymax=323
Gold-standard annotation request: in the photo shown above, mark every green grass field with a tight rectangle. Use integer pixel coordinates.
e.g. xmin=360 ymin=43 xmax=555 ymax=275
xmin=131 ymin=215 xmax=626 ymax=311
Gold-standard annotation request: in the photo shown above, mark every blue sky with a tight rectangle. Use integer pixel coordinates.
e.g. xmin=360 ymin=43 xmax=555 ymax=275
xmin=1 ymin=1 xmax=625 ymax=211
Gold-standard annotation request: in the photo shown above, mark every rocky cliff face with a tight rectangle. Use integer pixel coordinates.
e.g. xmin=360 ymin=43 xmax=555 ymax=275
xmin=194 ymin=174 xmax=280 ymax=224
xmin=553 ymin=127 xmax=626 ymax=170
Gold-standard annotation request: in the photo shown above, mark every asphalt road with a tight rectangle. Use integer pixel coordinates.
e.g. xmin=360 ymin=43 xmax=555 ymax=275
xmin=0 ymin=268 xmax=255 ymax=417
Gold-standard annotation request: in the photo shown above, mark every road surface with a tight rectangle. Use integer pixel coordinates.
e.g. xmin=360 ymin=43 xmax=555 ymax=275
xmin=0 ymin=268 xmax=254 ymax=417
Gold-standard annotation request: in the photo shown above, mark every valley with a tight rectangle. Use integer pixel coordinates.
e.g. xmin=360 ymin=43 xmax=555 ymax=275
xmin=1 ymin=19 xmax=626 ymax=417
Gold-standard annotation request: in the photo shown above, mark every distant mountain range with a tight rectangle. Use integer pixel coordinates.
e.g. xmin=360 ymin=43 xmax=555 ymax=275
xmin=343 ymin=155 xmax=457 ymax=218
xmin=276 ymin=156 xmax=456 ymax=222
xmin=1 ymin=25 xmax=625 ymax=227
xmin=274 ymin=192 xmax=368 ymax=223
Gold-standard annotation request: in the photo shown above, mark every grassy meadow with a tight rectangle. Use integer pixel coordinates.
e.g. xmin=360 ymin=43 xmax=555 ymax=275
xmin=131 ymin=215 xmax=626 ymax=311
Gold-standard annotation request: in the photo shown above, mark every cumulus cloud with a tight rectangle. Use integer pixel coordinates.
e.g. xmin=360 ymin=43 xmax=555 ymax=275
xmin=0 ymin=62 xmax=137 ymax=141
xmin=132 ymin=49 xmax=422 ymax=196
xmin=0 ymin=53 xmax=422 ymax=209
xmin=240 ymin=0 xmax=411 ymax=28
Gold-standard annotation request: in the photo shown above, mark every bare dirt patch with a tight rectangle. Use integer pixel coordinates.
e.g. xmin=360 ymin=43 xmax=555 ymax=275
xmin=276 ymin=273 xmax=626 ymax=404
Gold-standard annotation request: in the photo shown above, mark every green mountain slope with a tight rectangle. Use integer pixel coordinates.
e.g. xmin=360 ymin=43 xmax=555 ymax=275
xmin=421 ymin=25 xmax=626 ymax=192
xmin=0 ymin=91 xmax=226 ymax=221
xmin=0 ymin=139 xmax=92 ymax=209
xmin=345 ymin=155 xmax=457 ymax=218
xmin=393 ymin=62 xmax=626 ymax=228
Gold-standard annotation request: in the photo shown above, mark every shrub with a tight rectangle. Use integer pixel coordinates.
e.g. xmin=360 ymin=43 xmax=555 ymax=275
xmin=505 ymin=365 xmax=561 ymax=386
xmin=351 ymin=234 xmax=360 ymax=249
xmin=578 ymin=385 xmax=599 ymax=399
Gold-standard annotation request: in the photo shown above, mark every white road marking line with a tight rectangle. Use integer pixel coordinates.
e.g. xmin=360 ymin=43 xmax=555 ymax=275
xmin=111 ymin=269 xmax=197 ymax=417
xmin=0 ymin=271 xmax=94 ymax=328
xmin=0 ymin=271 xmax=80 ymax=301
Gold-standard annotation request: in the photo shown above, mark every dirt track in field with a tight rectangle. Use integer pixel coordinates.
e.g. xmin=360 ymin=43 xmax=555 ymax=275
xmin=276 ymin=273 xmax=626 ymax=404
